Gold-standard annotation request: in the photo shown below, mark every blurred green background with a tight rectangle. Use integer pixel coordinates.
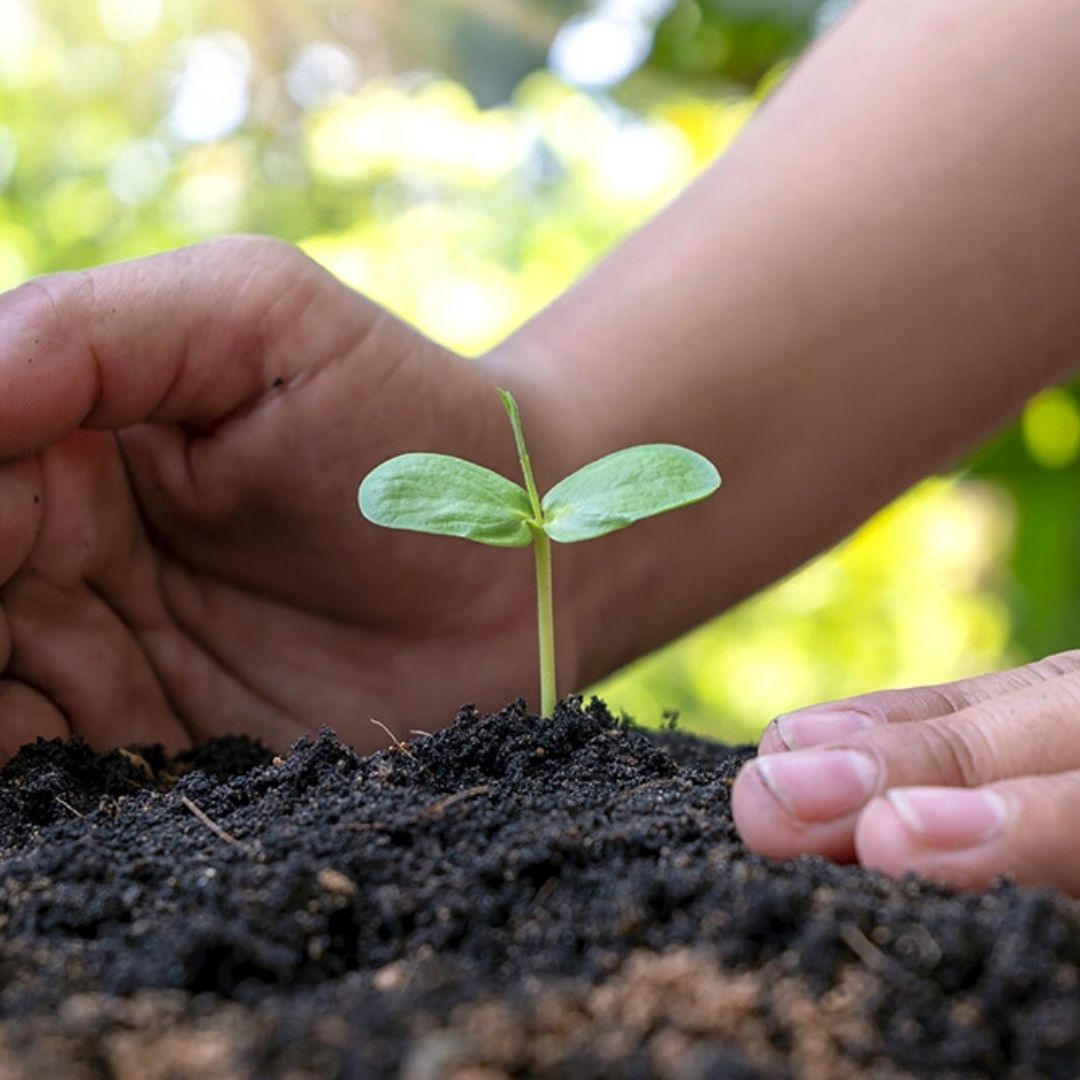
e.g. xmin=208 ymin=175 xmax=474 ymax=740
xmin=4 ymin=0 xmax=1078 ymax=741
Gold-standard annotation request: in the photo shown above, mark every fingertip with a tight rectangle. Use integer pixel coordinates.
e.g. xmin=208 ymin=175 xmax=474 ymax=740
xmin=757 ymin=719 xmax=790 ymax=755
xmin=0 ymin=277 xmax=98 ymax=459
xmin=0 ymin=680 xmax=70 ymax=762
xmin=854 ymin=795 xmax=915 ymax=878
xmin=774 ymin=708 xmax=880 ymax=750
xmin=731 ymin=759 xmax=790 ymax=857
xmin=855 ymin=791 xmax=999 ymax=889
xmin=3 ymin=241 xmax=315 ymax=456
xmin=856 ymin=788 xmax=1009 ymax=890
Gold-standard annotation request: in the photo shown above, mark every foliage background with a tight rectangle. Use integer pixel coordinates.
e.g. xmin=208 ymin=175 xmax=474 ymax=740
xmin=4 ymin=0 xmax=1078 ymax=740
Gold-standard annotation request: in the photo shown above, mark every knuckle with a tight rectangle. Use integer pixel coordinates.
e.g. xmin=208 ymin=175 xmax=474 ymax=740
xmin=912 ymin=717 xmax=997 ymax=787
xmin=860 ymin=684 xmax=964 ymax=725
xmin=189 ymin=237 xmax=326 ymax=317
xmin=8 ymin=276 xmax=66 ymax=323
xmin=1042 ymin=671 xmax=1080 ymax=718
xmin=919 ymin=683 xmax=971 ymax=717
xmin=9 ymin=271 xmax=97 ymax=341
xmin=1028 ymin=649 xmax=1080 ymax=681
xmin=2 ymin=276 xmax=95 ymax=394
xmin=207 ymin=234 xmax=313 ymax=274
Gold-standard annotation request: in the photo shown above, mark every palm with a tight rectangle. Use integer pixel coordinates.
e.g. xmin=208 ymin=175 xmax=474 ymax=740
xmin=0 ymin=239 xmax=554 ymax=756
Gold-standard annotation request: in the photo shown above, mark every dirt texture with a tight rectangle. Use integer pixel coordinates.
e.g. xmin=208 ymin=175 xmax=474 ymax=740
xmin=0 ymin=697 xmax=1076 ymax=1078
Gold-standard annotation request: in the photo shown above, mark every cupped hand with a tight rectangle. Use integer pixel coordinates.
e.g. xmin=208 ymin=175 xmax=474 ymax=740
xmin=732 ymin=651 xmax=1080 ymax=893
xmin=0 ymin=237 xmax=576 ymax=757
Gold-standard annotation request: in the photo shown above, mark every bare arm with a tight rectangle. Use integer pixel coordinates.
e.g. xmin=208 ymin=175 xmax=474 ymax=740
xmin=483 ymin=0 xmax=1080 ymax=690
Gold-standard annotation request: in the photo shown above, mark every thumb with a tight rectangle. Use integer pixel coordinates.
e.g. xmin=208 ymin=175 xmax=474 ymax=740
xmin=0 ymin=236 xmax=367 ymax=458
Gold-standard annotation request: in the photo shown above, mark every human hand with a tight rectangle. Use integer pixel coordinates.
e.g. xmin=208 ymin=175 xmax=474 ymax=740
xmin=0 ymin=238 xmax=578 ymax=757
xmin=732 ymin=651 xmax=1080 ymax=893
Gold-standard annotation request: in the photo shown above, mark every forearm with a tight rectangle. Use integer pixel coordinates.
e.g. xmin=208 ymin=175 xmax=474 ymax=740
xmin=481 ymin=0 xmax=1080 ymax=688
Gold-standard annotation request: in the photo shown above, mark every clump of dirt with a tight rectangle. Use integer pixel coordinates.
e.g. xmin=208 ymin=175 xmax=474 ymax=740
xmin=0 ymin=697 xmax=1075 ymax=1077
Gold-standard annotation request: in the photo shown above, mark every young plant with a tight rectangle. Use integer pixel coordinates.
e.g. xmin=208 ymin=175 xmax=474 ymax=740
xmin=358 ymin=390 xmax=720 ymax=717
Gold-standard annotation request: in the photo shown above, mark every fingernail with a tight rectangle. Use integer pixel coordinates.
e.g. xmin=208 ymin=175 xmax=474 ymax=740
xmin=775 ymin=710 xmax=880 ymax=750
xmin=886 ymin=788 xmax=1008 ymax=849
xmin=753 ymin=749 xmax=880 ymax=823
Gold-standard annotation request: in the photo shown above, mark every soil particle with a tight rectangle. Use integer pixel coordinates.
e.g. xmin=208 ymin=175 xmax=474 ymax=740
xmin=0 ymin=697 xmax=1076 ymax=1077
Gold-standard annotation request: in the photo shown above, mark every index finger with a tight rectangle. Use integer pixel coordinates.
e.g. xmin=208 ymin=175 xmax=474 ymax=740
xmin=758 ymin=649 xmax=1080 ymax=753
xmin=0 ymin=236 xmax=333 ymax=459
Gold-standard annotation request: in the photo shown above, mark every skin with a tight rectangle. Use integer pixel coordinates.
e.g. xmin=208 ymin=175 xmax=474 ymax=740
xmin=3 ymin=0 xmax=1080 ymax=888
xmin=736 ymin=652 xmax=1080 ymax=892
xmin=0 ymin=239 xmax=583 ymax=757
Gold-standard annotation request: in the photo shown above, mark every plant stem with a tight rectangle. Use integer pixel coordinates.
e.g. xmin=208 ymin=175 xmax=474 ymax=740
xmin=499 ymin=389 xmax=558 ymax=715
xmin=500 ymin=389 xmax=543 ymax=513
xmin=531 ymin=523 xmax=557 ymax=717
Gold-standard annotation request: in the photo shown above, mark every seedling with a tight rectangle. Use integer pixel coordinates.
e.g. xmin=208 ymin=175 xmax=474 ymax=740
xmin=358 ymin=390 xmax=720 ymax=717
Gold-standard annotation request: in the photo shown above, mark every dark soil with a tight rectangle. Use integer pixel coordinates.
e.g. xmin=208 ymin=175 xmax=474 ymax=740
xmin=0 ymin=698 xmax=1077 ymax=1079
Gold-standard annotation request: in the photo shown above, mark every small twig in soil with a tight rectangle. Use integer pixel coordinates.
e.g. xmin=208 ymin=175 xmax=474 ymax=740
xmin=420 ymin=785 xmax=491 ymax=818
xmin=840 ymin=924 xmax=913 ymax=986
xmin=840 ymin=925 xmax=885 ymax=970
xmin=117 ymin=748 xmax=155 ymax=779
xmin=532 ymin=876 xmax=559 ymax=908
xmin=346 ymin=821 xmax=394 ymax=835
xmin=180 ymin=795 xmax=246 ymax=850
xmin=408 ymin=729 xmax=432 ymax=738
xmin=370 ymin=719 xmax=419 ymax=763
xmin=54 ymin=796 xmax=84 ymax=819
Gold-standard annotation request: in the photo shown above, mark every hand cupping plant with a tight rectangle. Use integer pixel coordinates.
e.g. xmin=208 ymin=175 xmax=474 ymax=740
xmin=358 ymin=390 xmax=720 ymax=717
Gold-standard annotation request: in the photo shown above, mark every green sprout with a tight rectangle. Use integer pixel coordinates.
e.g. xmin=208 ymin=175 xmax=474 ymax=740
xmin=358 ymin=390 xmax=720 ymax=717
